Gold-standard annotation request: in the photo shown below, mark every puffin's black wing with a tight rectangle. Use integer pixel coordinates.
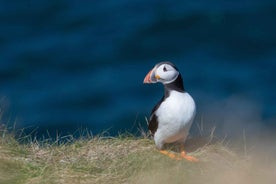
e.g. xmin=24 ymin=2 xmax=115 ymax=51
xmin=148 ymin=96 xmax=164 ymax=135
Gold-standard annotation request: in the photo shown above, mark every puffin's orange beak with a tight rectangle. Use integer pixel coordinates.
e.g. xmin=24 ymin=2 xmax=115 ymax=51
xmin=143 ymin=69 xmax=154 ymax=83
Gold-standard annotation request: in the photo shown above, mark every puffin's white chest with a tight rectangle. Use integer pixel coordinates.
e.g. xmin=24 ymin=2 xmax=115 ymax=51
xmin=154 ymin=91 xmax=196 ymax=146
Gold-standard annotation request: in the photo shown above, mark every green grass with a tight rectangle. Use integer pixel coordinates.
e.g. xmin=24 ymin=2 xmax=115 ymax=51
xmin=1 ymin=126 xmax=275 ymax=184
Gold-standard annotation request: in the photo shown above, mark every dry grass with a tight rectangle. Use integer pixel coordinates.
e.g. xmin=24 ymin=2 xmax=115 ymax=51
xmin=0 ymin=126 xmax=276 ymax=184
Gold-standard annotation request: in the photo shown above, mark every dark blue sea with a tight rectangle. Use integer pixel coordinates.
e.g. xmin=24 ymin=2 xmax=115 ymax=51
xmin=0 ymin=1 xmax=275 ymax=137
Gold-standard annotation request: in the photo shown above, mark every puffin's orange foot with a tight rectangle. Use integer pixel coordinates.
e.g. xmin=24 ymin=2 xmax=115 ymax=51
xmin=159 ymin=150 xmax=181 ymax=160
xmin=180 ymin=151 xmax=199 ymax=162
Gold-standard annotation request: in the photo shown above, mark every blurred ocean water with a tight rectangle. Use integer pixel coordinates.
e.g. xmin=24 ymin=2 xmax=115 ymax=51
xmin=0 ymin=1 xmax=275 ymax=136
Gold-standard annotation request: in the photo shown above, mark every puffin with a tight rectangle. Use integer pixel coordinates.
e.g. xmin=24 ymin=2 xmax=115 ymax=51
xmin=143 ymin=61 xmax=198 ymax=161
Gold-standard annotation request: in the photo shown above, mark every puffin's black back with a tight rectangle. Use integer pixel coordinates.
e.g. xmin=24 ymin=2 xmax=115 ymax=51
xmin=148 ymin=96 xmax=164 ymax=135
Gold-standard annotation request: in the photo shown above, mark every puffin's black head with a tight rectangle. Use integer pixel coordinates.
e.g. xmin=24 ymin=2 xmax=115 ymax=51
xmin=143 ymin=61 xmax=180 ymax=84
xmin=143 ymin=61 xmax=185 ymax=93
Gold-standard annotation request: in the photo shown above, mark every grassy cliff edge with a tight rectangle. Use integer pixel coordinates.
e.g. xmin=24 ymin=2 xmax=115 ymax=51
xmin=0 ymin=128 xmax=275 ymax=184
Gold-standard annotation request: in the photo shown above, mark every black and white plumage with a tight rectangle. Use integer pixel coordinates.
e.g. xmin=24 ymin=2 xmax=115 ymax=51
xmin=144 ymin=62 xmax=197 ymax=161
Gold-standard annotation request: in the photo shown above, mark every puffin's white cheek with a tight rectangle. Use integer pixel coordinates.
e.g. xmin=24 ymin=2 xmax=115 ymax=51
xmin=160 ymin=72 xmax=177 ymax=81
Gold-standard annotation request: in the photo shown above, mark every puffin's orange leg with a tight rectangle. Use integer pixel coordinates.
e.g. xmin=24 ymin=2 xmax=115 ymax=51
xmin=159 ymin=150 xmax=181 ymax=160
xmin=180 ymin=145 xmax=199 ymax=162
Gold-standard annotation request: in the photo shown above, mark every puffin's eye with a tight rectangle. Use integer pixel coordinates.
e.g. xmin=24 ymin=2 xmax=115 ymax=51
xmin=163 ymin=66 xmax=167 ymax=72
